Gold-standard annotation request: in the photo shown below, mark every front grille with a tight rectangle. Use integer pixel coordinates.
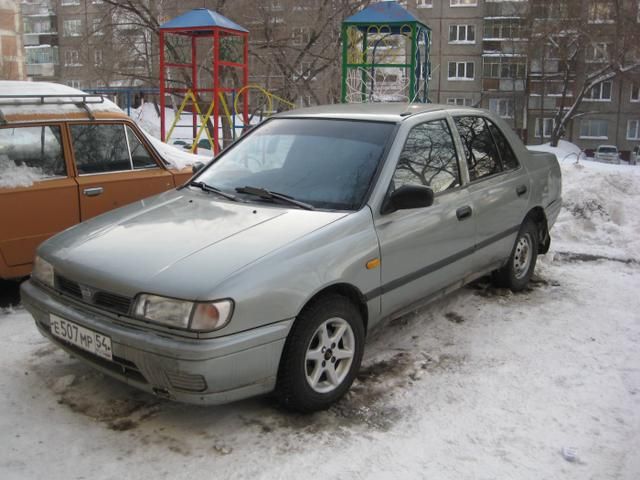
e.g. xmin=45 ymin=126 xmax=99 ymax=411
xmin=94 ymin=291 xmax=132 ymax=315
xmin=57 ymin=275 xmax=82 ymax=299
xmin=55 ymin=274 xmax=133 ymax=316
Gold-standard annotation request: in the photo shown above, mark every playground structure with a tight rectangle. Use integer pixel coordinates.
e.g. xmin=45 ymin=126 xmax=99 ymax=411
xmin=341 ymin=2 xmax=431 ymax=104
xmin=153 ymin=3 xmax=431 ymax=154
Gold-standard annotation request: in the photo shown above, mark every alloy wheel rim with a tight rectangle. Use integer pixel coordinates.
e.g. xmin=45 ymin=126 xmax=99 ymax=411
xmin=304 ymin=317 xmax=355 ymax=394
xmin=513 ymin=233 xmax=533 ymax=280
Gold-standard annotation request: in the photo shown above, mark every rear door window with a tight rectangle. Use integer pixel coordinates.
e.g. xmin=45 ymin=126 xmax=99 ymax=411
xmin=454 ymin=116 xmax=503 ymax=181
xmin=486 ymin=119 xmax=519 ymax=170
xmin=0 ymin=125 xmax=66 ymax=186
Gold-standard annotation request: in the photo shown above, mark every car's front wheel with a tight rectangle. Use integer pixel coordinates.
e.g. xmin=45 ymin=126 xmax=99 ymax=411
xmin=276 ymin=294 xmax=365 ymax=413
xmin=493 ymin=219 xmax=538 ymax=292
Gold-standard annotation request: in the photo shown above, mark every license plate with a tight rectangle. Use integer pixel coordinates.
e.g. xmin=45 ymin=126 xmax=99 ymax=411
xmin=49 ymin=315 xmax=113 ymax=361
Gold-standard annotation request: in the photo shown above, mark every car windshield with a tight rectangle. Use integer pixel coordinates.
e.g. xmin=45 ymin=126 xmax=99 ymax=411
xmin=598 ymin=147 xmax=617 ymax=154
xmin=195 ymin=118 xmax=395 ymax=210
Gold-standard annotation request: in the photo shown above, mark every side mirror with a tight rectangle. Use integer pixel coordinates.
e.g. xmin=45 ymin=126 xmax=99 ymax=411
xmin=192 ymin=162 xmax=205 ymax=174
xmin=382 ymin=185 xmax=434 ymax=214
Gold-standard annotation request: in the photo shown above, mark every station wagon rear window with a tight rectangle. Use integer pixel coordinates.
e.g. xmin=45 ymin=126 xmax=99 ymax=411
xmin=0 ymin=125 xmax=66 ymax=185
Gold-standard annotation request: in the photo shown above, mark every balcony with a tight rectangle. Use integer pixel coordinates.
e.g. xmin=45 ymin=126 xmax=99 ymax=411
xmin=25 ymin=63 xmax=57 ymax=77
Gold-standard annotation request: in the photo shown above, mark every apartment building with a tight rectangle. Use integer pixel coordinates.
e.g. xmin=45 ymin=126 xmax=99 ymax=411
xmin=403 ymin=0 xmax=639 ymax=155
xmin=0 ymin=0 xmax=25 ymax=80
xmin=17 ymin=0 xmax=639 ymax=153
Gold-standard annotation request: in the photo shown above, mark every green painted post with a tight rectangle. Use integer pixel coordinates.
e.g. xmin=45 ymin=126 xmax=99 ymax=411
xmin=409 ymin=23 xmax=417 ymax=103
xmin=361 ymin=28 xmax=368 ymax=102
xmin=341 ymin=24 xmax=348 ymax=103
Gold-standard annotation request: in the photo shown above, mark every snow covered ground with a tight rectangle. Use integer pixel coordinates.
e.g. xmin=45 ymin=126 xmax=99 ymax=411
xmin=0 ymin=145 xmax=639 ymax=479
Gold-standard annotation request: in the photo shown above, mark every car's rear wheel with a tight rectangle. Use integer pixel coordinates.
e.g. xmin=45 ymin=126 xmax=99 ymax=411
xmin=276 ymin=294 xmax=364 ymax=413
xmin=492 ymin=219 xmax=538 ymax=292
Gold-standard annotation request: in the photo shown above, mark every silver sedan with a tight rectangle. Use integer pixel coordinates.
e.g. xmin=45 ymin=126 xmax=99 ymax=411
xmin=22 ymin=103 xmax=562 ymax=412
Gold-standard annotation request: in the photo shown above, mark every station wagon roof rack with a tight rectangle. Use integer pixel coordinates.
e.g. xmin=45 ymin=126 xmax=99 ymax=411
xmin=0 ymin=93 xmax=106 ymax=124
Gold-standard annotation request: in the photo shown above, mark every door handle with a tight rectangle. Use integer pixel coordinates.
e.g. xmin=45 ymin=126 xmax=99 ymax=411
xmin=83 ymin=187 xmax=104 ymax=197
xmin=516 ymin=184 xmax=528 ymax=196
xmin=456 ymin=205 xmax=473 ymax=220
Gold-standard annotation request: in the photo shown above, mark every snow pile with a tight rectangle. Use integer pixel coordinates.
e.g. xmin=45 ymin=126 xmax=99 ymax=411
xmin=528 ymin=140 xmax=640 ymax=260
xmin=527 ymin=139 xmax=587 ymax=162
xmin=140 ymin=130 xmax=210 ymax=170
xmin=0 ymin=154 xmax=46 ymax=188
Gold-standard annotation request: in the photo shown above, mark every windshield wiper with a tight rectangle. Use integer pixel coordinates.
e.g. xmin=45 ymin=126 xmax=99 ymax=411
xmin=189 ymin=181 xmax=239 ymax=202
xmin=235 ymin=185 xmax=315 ymax=210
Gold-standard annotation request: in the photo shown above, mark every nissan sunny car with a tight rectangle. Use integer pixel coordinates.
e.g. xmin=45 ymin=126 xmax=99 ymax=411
xmin=21 ymin=103 xmax=562 ymax=412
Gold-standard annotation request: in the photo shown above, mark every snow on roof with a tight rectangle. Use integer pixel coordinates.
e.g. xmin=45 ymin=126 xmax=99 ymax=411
xmin=344 ymin=1 xmax=428 ymax=27
xmin=0 ymin=81 xmax=124 ymax=118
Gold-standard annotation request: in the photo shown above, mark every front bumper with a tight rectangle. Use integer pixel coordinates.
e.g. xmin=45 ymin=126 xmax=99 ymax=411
xmin=21 ymin=280 xmax=293 ymax=405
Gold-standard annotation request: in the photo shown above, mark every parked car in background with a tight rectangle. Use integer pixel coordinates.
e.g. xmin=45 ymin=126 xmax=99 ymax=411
xmin=22 ymin=103 xmax=562 ymax=412
xmin=0 ymin=82 xmax=207 ymax=280
xmin=594 ymin=145 xmax=621 ymax=164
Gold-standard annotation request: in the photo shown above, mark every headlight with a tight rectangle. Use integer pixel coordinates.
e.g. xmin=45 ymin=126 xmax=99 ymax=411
xmin=134 ymin=294 xmax=233 ymax=332
xmin=32 ymin=256 xmax=54 ymax=288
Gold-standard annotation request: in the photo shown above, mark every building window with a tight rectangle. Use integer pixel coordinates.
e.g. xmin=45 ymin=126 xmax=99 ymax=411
xmin=63 ymin=19 xmax=82 ymax=37
xmin=586 ymin=43 xmax=609 ymax=63
xmin=449 ymin=25 xmax=475 ymax=43
xmin=483 ymin=57 xmax=526 ymax=79
xmin=292 ymin=27 xmax=310 ymax=46
xmin=489 ymin=98 xmax=514 ymax=118
xmin=483 ymin=19 xmax=522 ymax=40
xmin=448 ymin=61 xmax=474 ymax=80
xmin=631 ymin=84 xmax=639 ymax=102
xmin=628 ymin=120 xmax=640 ymax=140
xmin=417 ymin=0 xmax=432 ymax=8
xmin=580 ymin=119 xmax=609 ymax=139
xmin=63 ymin=49 xmax=80 ymax=66
xmin=446 ymin=97 xmax=473 ymax=106
xmin=92 ymin=18 xmax=104 ymax=36
xmin=66 ymin=80 xmax=81 ymax=89
xmin=584 ymin=81 xmax=612 ymax=102
xmin=450 ymin=0 xmax=477 ymax=6
xmin=588 ymin=0 xmax=615 ymax=23
xmin=61 ymin=0 xmax=80 ymax=5
xmin=535 ymin=118 xmax=554 ymax=138
xmin=94 ymin=49 xmax=103 ymax=66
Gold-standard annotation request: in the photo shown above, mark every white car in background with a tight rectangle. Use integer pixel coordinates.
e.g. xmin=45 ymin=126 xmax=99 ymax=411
xmin=594 ymin=145 xmax=621 ymax=164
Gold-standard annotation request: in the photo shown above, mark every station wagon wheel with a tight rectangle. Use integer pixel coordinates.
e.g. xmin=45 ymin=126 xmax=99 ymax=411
xmin=277 ymin=294 xmax=365 ymax=412
xmin=492 ymin=218 xmax=539 ymax=292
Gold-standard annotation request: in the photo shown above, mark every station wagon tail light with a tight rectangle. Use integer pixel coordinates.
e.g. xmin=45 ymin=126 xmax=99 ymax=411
xmin=32 ymin=256 xmax=54 ymax=288
xmin=133 ymin=294 xmax=233 ymax=332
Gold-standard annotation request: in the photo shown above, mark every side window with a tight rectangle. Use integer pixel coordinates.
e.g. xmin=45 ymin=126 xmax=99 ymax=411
xmin=454 ymin=116 xmax=503 ymax=181
xmin=126 ymin=126 xmax=158 ymax=169
xmin=70 ymin=124 xmax=130 ymax=174
xmin=392 ymin=119 xmax=460 ymax=194
xmin=486 ymin=119 xmax=519 ymax=170
xmin=0 ymin=126 xmax=66 ymax=183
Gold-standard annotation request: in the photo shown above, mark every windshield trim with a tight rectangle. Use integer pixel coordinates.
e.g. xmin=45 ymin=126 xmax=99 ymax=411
xmin=190 ymin=116 xmax=400 ymax=212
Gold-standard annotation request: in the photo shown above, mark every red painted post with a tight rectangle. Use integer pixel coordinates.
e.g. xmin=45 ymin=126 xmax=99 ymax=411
xmin=243 ymin=32 xmax=249 ymax=128
xmin=191 ymin=35 xmax=198 ymax=153
xmin=213 ymin=29 xmax=220 ymax=154
xmin=159 ymin=30 xmax=166 ymax=142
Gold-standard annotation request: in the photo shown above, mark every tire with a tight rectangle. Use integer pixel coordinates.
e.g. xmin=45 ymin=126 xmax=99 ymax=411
xmin=492 ymin=219 xmax=538 ymax=292
xmin=276 ymin=294 xmax=365 ymax=413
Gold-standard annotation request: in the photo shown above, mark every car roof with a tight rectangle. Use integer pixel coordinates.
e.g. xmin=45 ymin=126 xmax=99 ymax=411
xmin=0 ymin=81 xmax=126 ymax=124
xmin=274 ymin=102 xmax=479 ymax=123
xmin=597 ymin=145 xmax=618 ymax=149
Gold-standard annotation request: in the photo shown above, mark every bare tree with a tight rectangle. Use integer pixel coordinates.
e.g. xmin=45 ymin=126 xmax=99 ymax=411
xmin=527 ymin=0 xmax=640 ymax=146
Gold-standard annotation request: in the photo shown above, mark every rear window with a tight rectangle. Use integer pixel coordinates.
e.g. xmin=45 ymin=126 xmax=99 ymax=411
xmin=598 ymin=147 xmax=617 ymax=154
xmin=0 ymin=125 xmax=66 ymax=187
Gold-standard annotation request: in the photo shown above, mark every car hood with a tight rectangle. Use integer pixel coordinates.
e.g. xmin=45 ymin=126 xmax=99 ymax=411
xmin=42 ymin=189 xmax=347 ymax=300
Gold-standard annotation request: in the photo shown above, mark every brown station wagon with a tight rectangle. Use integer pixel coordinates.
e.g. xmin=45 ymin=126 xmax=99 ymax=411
xmin=0 ymin=81 xmax=198 ymax=280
